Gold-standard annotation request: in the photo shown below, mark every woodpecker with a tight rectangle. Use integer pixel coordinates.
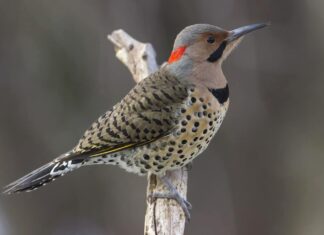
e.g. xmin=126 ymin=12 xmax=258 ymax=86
xmin=4 ymin=23 xmax=268 ymax=219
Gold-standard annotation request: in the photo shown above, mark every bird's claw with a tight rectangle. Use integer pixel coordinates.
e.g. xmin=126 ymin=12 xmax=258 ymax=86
xmin=149 ymin=191 xmax=192 ymax=222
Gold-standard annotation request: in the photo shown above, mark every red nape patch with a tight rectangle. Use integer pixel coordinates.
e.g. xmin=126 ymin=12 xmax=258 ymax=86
xmin=168 ymin=46 xmax=186 ymax=64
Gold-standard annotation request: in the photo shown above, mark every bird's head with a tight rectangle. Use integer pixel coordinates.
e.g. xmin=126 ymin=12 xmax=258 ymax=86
xmin=166 ymin=23 xmax=268 ymax=87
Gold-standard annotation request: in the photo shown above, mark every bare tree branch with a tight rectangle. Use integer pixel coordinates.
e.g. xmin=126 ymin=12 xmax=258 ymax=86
xmin=108 ymin=29 xmax=188 ymax=235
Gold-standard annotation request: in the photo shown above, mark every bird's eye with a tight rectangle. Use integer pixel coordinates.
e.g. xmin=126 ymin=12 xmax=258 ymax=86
xmin=207 ymin=36 xmax=215 ymax=44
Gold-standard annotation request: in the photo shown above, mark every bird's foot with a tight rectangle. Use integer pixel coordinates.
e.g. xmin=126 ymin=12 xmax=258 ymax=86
xmin=148 ymin=175 xmax=192 ymax=222
xmin=150 ymin=191 xmax=192 ymax=221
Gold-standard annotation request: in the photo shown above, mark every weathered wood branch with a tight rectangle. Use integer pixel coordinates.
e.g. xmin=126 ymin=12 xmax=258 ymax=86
xmin=108 ymin=29 xmax=188 ymax=235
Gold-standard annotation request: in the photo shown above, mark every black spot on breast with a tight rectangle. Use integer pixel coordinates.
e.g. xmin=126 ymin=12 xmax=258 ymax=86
xmin=209 ymin=84 xmax=229 ymax=104
xmin=152 ymin=118 xmax=162 ymax=125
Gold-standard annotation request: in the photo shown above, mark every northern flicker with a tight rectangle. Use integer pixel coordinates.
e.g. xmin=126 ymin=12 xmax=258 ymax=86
xmin=4 ymin=23 xmax=267 ymax=219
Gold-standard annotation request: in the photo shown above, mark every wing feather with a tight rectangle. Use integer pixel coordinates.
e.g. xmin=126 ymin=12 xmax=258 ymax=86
xmin=73 ymin=69 xmax=189 ymax=157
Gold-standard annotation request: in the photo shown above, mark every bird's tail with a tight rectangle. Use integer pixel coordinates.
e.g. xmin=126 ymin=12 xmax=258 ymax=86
xmin=3 ymin=152 xmax=85 ymax=194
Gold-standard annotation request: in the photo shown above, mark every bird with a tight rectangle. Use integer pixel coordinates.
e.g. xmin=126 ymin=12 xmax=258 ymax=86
xmin=3 ymin=23 xmax=268 ymax=220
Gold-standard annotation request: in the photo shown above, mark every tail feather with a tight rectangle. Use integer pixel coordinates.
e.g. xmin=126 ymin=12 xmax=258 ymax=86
xmin=3 ymin=153 xmax=85 ymax=194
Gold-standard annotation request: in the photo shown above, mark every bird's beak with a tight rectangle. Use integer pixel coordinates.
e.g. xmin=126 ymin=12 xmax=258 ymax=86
xmin=226 ymin=22 xmax=269 ymax=42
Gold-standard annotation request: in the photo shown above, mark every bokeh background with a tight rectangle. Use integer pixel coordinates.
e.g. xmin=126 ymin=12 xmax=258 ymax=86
xmin=1 ymin=0 xmax=323 ymax=234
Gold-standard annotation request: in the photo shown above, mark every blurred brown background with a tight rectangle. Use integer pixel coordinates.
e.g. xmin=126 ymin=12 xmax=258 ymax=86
xmin=0 ymin=0 xmax=323 ymax=234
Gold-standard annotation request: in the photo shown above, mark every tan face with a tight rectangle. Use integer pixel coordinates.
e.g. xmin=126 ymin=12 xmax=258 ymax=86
xmin=167 ymin=23 xmax=267 ymax=88
xmin=185 ymin=31 xmax=229 ymax=63
xmin=169 ymin=23 xmax=267 ymax=66
xmin=167 ymin=30 xmax=237 ymax=88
